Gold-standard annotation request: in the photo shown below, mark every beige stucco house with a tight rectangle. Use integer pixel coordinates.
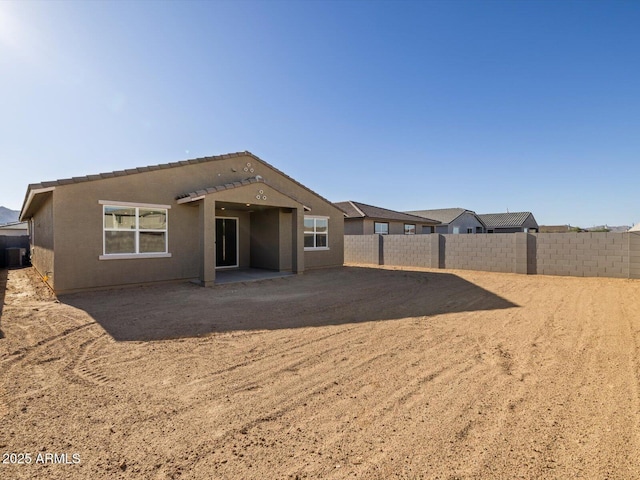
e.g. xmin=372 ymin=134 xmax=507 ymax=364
xmin=20 ymin=152 xmax=344 ymax=293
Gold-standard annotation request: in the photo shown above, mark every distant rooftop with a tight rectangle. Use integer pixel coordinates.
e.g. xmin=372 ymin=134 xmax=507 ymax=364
xmin=335 ymin=201 xmax=439 ymax=224
xmin=478 ymin=212 xmax=535 ymax=228
xmin=404 ymin=208 xmax=474 ymax=225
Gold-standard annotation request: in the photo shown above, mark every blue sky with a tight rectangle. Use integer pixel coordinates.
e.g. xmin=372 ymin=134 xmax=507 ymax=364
xmin=1 ymin=0 xmax=638 ymax=227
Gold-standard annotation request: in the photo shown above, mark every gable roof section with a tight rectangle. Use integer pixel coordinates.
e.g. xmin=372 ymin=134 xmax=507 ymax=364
xmin=405 ymin=208 xmax=474 ymax=225
xmin=478 ymin=212 xmax=536 ymax=228
xmin=21 ymin=151 xmax=337 ymax=220
xmin=176 ymin=176 xmax=310 ymax=210
xmin=335 ymin=201 xmax=440 ymax=224
xmin=630 ymin=222 xmax=640 ymax=232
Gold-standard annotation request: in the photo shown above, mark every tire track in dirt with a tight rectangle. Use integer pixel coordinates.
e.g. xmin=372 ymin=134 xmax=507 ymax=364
xmin=63 ymin=335 xmax=113 ymax=387
xmin=191 ymin=322 xmax=481 ymax=478
xmin=1 ymin=320 xmax=97 ymax=366
xmin=459 ymin=280 xmax=639 ymax=479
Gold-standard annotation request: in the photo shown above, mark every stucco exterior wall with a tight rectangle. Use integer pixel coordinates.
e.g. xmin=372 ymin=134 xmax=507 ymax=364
xmin=30 ymin=194 xmax=55 ymax=289
xmin=358 ymin=219 xmax=434 ymax=235
xmin=433 ymin=213 xmax=484 ymax=234
xmin=279 ymin=210 xmax=293 ymax=271
xmin=449 ymin=212 xmax=485 ymax=234
xmin=250 ymin=209 xmax=280 ymax=270
xmin=344 ymin=219 xmax=364 ymax=235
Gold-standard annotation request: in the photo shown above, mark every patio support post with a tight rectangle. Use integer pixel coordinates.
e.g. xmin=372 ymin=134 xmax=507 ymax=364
xmin=199 ymin=197 xmax=216 ymax=286
xmin=292 ymin=207 xmax=304 ymax=273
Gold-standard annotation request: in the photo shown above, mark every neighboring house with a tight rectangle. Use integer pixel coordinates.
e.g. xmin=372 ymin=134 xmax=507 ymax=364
xmin=630 ymin=223 xmax=640 ymax=232
xmin=335 ymin=201 xmax=440 ymax=235
xmin=0 ymin=221 xmax=30 ymax=268
xmin=0 ymin=221 xmax=28 ymax=236
xmin=20 ymin=152 xmax=344 ymax=293
xmin=405 ymin=208 xmax=485 ymax=234
xmin=478 ymin=212 xmax=539 ymax=233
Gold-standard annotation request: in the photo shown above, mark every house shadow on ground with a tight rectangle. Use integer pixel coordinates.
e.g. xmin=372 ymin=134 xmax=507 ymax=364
xmin=60 ymin=266 xmax=519 ymax=342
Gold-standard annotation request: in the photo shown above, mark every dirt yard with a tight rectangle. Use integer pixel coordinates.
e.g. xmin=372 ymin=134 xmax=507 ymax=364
xmin=1 ymin=265 xmax=639 ymax=479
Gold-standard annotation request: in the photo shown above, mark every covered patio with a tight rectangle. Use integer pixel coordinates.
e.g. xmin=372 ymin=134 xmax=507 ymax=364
xmin=176 ymin=176 xmax=307 ymax=286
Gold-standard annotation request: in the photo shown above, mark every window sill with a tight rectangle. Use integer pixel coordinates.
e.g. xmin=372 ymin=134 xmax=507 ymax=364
xmin=99 ymin=253 xmax=172 ymax=260
xmin=304 ymin=247 xmax=330 ymax=251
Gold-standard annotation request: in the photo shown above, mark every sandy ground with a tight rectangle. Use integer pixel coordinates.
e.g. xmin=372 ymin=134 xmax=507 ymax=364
xmin=1 ymin=265 xmax=640 ymax=479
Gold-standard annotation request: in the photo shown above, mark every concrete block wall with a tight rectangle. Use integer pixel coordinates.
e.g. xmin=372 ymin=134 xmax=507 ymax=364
xmin=627 ymin=232 xmax=640 ymax=279
xmin=443 ymin=233 xmax=516 ymax=273
xmin=382 ymin=235 xmax=432 ymax=268
xmin=536 ymin=232 xmax=629 ymax=278
xmin=344 ymin=235 xmax=380 ymax=265
xmin=344 ymin=232 xmax=639 ymax=280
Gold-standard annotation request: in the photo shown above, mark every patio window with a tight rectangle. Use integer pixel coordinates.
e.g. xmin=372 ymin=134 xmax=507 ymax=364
xmin=374 ymin=222 xmax=389 ymax=235
xmin=304 ymin=216 xmax=329 ymax=250
xmin=100 ymin=201 xmax=171 ymax=259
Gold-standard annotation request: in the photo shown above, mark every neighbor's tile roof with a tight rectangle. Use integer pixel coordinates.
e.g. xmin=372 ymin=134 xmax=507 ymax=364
xmin=477 ymin=212 xmax=534 ymax=228
xmin=404 ymin=208 xmax=472 ymax=224
xmin=334 ymin=201 xmax=440 ymax=224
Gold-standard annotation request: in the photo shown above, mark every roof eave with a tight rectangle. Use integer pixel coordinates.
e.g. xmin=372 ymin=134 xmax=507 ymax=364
xmin=19 ymin=186 xmax=56 ymax=221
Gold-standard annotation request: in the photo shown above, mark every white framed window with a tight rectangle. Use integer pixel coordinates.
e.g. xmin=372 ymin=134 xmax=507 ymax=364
xmin=404 ymin=224 xmax=416 ymax=235
xmin=374 ymin=222 xmax=389 ymax=235
xmin=467 ymin=228 xmax=473 ymax=234
xmin=304 ymin=216 xmax=329 ymax=250
xmin=99 ymin=201 xmax=171 ymax=259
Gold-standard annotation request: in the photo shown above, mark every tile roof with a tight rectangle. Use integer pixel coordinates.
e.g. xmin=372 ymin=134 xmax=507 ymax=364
xmin=176 ymin=176 xmax=263 ymax=201
xmin=21 ymin=151 xmax=338 ymax=217
xmin=176 ymin=176 xmax=309 ymax=209
xmin=477 ymin=212 xmax=534 ymax=228
xmin=334 ymin=201 xmax=440 ymax=224
xmin=630 ymin=222 xmax=640 ymax=232
xmin=404 ymin=208 xmax=473 ymax=224
xmin=26 ymin=153 xmax=254 ymax=190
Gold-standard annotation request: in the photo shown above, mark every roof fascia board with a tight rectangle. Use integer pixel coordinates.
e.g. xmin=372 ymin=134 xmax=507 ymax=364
xmin=19 ymin=186 xmax=55 ymax=221
xmin=176 ymin=195 xmax=205 ymax=205
xmin=349 ymin=201 xmax=366 ymax=218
